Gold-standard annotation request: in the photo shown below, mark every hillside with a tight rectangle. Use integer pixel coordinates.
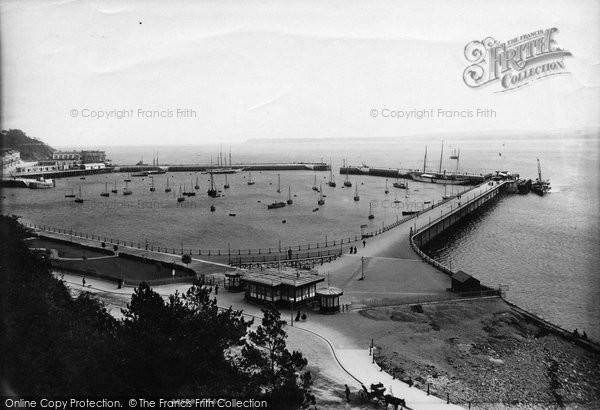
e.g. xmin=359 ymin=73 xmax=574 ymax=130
xmin=1 ymin=129 xmax=54 ymax=161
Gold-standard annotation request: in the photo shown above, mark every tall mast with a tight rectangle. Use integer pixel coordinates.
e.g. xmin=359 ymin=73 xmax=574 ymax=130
xmin=537 ymin=158 xmax=542 ymax=181
xmin=229 ymin=147 xmax=232 ymax=167
xmin=455 ymin=149 xmax=460 ymax=174
xmin=439 ymin=140 xmax=444 ymax=174
xmin=423 ymin=146 xmax=428 ymax=173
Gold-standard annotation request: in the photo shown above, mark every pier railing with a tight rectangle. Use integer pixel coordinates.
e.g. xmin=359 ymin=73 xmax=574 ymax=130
xmin=356 ymin=289 xmax=501 ymax=309
xmin=408 ymin=182 xmax=506 ymax=273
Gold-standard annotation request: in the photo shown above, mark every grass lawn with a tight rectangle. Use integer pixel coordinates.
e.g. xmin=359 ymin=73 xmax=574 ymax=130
xmin=55 ymin=256 xmax=194 ymax=281
xmin=28 ymin=238 xmax=114 ymax=258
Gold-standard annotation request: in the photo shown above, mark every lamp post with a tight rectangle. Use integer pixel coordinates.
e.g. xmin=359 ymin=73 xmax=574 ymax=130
xmin=361 ymin=256 xmax=365 ymax=280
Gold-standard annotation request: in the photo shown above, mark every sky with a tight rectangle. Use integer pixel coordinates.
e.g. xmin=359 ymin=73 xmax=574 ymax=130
xmin=1 ymin=0 xmax=599 ymax=147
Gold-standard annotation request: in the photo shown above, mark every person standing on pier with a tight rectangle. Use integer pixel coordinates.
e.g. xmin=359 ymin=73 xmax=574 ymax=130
xmin=363 ymin=240 xmax=366 ymax=248
xmin=345 ymin=384 xmax=350 ymax=402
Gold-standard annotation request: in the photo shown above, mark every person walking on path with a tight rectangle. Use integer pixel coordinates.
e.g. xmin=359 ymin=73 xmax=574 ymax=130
xmin=345 ymin=384 xmax=350 ymax=402
xmin=362 ymin=240 xmax=366 ymax=248
xmin=82 ymin=277 xmax=86 ymax=287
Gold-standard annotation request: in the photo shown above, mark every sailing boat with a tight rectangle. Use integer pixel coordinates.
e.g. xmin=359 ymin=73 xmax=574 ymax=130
xmin=65 ymin=187 xmax=75 ymax=198
xmin=123 ymin=180 xmax=132 ymax=195
xmin=328 ymin=165 xmax=336 ymax=187
xmin=353 ymin=184 xmax=360 ymax=201
xmin=124 ymin=173 xmax=131 ymax=182
xmin=100 ymin=181 xmax=110 ymax=197
xmin=277 ymin=174 xmax=281 ymax=193
xmin=343 ymin=161 xmax=352 ymax=187
xmin=111 ymin=180 xmax=118 ymax=193
xmin=287 ymin=186 xmax=293 ymax=205
xmin=247 ymin=171 xmax=255 ymax=185
xmin=207 ymin=173 xmax=218 ymax=197
xmin=165 ymin=177 xmax=172 ymax=193
xmin=74 ymin=186 xmax=84 ymax=203
xmin=150 ymin=177 xmax=156 ymax=192
xmin=312 ymin=174 xmax=319 ymax=191
xmin=224 ymin=174 xmax=230 ymax=189
xmin=177 ymin=185 xmax=185 ymax=202
xmin=393 ymin=176 xmax=407 ymax=189
xmin=384 ymin=179 xmax=389 ymax=194
xmin=194 ymin=175 xmax=200 ymax=190
xmin=531 ymin=158 xmax=551 ymax=196
xmin=318 ymin=185 xmax=325 ymax=205
xmin=184 ymin=182 xmax=196 ymax=196
xmin=368 ymin=202 xmax=374 ymax=219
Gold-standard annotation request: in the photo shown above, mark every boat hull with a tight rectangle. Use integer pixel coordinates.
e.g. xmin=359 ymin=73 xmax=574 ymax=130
xmin=409 ymin=172 xmax=471 ymax=185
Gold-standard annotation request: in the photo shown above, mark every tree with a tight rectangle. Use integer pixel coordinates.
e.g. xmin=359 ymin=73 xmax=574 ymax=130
xmin=119 ymin=282 xmax=252 ymax=395
xmin=240 ymin=309 xmax=313 ymax=408
xmin=1 ymin=215 xmax=121 ymax=396
xmin=182 ymin=253 xmax=192 ymax=268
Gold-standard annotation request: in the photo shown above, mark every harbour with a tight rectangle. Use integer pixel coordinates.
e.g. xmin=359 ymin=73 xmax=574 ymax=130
xmin=3 ymin=136 xmax=598 ymax=344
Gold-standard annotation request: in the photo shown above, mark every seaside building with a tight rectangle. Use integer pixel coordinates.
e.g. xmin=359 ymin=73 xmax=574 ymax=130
xmin=240 ymin=268 xmax=324 ymax=307
xmin=316 ymin=286 xmax=344 ymax=313
xmin=1 ymin=149 xmax=21 ymax=174
xmin=81 ymin=150 xmax=106 ymax=164
xmin=14 ymin=161 xmax=59 ymax=174
xmin=52 ymin=150 xmax=107 ymax=169
xmin=450 ymin=270 xmax=481 ymax=293
xmin=52 ymin=151 xmax=81 ymax=170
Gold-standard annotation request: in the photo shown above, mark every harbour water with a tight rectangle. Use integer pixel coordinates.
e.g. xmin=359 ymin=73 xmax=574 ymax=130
xmin=2 ymin=133 xmax=599 ymax=339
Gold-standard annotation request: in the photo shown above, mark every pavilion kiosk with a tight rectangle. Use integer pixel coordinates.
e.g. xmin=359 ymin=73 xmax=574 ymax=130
xmin=224 ymin=270 xmax=243 ymax=292
xmin=240 ymin=268 xmax=324 ymax=307
xmin=316 ymin=286 xmax=344 ymax=313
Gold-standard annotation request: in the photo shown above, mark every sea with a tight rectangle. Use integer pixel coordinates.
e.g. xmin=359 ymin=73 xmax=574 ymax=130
xmin=2 ymin=132 xmax=599 ymax=340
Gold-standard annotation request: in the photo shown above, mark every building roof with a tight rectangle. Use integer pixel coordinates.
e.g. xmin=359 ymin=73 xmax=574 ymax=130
xmin=452 ymin=270 xmax=476 ymax=283
xmin=316 ymin=286 xmax=343 ymax=296
xmin=241 ymin=268 xmax=324 ymax=287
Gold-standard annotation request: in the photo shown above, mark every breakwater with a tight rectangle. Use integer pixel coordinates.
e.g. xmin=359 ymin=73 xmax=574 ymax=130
xmin=2 ymin=162 xmax=331 ymax=182
xmin=339 ymin=166 xmax=490 ymax=184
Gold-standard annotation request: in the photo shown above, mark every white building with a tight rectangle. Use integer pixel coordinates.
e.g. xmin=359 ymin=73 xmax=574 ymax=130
xmin=1 ymin=149 xmax=21 ymax=173
xmin=52 ymin=150 xmax=81 ymax=170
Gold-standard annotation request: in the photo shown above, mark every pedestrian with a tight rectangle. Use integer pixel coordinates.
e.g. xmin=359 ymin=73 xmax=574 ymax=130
xmin=295 ymin=310 xmax=301 ymax=321
xmin=344 ymin=384 xmax=350 ymax=402
xmin=288 ymin=248 xmax=292 ymax=260
xmin=363 ymin=240 xmax=366 ymax=248
xmin=82 ymin=277 xmax=86 ymax=286
xmin=582 ymin=331 xmax=588 ymax=340
xmin=215 ymin=284 xmax=219 ymax=295
xmin=573 ymin=328 xmax=580 ymax=338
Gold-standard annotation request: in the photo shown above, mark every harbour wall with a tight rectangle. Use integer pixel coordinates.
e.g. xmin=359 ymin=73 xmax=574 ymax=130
xmin=1 ymin=162 xmax=331 ymax=182
xmin=339 ymin=166 xmax=490 ymax=183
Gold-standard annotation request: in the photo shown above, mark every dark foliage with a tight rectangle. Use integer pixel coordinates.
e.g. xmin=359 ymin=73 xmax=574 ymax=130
xmin=240 ymin=309 xmax=314 ymax=408
xmin=0 ymin=129 xmax=54 ymax=161
xmin=1 ymin=215 xmax=120 ymax=395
